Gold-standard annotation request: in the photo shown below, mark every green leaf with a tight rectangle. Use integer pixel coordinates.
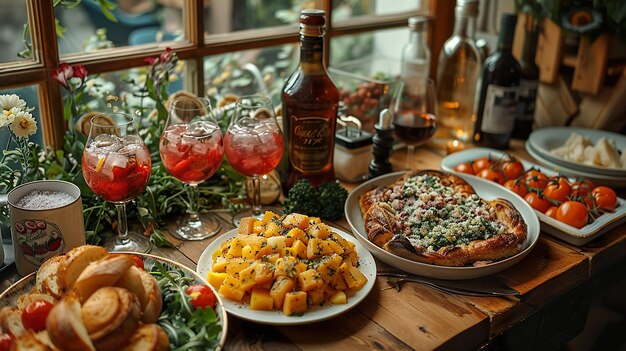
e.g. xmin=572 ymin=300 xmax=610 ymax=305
xmin=150 ymin=227 xmax=175 ymax=248
xmin=99 ymin=5 xmax=118 ymax=23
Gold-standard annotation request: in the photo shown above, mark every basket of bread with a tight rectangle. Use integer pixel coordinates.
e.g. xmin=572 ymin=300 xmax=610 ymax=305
xmin=0 ymin=245 xmax=226 ymax=351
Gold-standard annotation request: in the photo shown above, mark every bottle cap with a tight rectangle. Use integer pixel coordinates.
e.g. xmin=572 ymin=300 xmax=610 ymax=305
xmin=455 ymin=0 xmax=478 ymax=17
xmin=408 ymin=16 xmax=428 ymax=31
xmin=300 ymin=9 xmax=326 ymax=36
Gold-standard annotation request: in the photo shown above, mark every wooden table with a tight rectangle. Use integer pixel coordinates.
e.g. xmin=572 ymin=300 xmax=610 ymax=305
xmin=3 ymin=140 xmax=626 ymax=350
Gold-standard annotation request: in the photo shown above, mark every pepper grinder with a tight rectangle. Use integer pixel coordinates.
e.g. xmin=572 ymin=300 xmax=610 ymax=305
xmin=369 ymin=108 xmax=395 ymax=178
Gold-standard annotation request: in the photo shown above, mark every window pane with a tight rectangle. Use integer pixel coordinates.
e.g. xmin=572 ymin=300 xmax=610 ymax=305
xmin=204 ymin=0 xmax=301 ymax=35
xmin=78 ymin=60 xmax=187 ymax=116
xmin=333 ymin=0 xmax=423 ymax=21
xmin=56 ymin=1 xmax=185 ymax=56
xmin=0 ymin=0 xmax=32 ymax=64
xmin=0 ymin=85 xmax=43 ymax=146
xmin=204 ymin=44 xmax=296 ymax=106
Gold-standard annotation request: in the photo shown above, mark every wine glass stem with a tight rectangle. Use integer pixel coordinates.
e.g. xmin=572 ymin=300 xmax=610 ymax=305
xmin=115 ymin=202 xmax=129 ymax=244
xmin=406 ymin=145 xmax=416 ymax=169
xmin=251 ymin=175 xmax=262 ymax=217
xmin=187 ymin=183 xmax=200 ymax=223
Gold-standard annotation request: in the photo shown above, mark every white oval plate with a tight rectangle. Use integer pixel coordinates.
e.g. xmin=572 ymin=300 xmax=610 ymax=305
xmin=526 ymin=142 xmax=626 ymax=188
xmin=196 ymin=227 xmax=376 ymax=326
xmin=528 ymin=127 xmax=626 ymax=177
xmin=441 ymin=147 xmax=626 ymax=246
xmin=0 ymin=253 xmax=228 ymax=350
xmin=344 ymin=170 xmax=540 ymax=280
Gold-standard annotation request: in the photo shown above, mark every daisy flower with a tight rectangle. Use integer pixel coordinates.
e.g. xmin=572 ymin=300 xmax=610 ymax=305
xmin=0 ymin=94 xmax=27 ymax=114
xmin=9 ymin=110 xmax=37 ymax=138
xmin=0 ymin=109 xmax=14 ymax=128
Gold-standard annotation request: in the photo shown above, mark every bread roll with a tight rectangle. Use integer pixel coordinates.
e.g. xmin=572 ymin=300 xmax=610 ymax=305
xmin=81 ymin=287 xmax=141 ymax=351
xmin=137 ymin=269 xmax=163 ymax=324
xmin=9 ymin=330 xmax=55 ymax=351
xmin=58 ymin=246 xmax=108 ymax=289
xmin=46 ymin=295 xmax=95 ymax=351
xmin=120 ymin=324 xmax=169 ymax=351
xmin=36 ymin=255 xmax=67 ymax=299
xmin=16 ymin=294 xmax=57 ymax=311
xmin=73 ymin=254 xmax=134 ymax=303
xmin=0 ymin=307 xmax=26 ymax=338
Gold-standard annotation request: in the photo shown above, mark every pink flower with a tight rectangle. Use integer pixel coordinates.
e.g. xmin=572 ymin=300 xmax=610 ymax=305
xmin=73 ymin=64 xmax=88 ymax=80
xmin=144 ymin=57 xmax=157 ymax=66
xmin=160 ymin=47 xmax=173 ymax=64
xmin=52 ymin=62 xmax=73 ymax=88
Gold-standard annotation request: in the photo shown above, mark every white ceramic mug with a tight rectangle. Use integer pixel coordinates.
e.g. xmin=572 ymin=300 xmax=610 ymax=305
xmin=7 ymin=180 xmax=86 ymax=276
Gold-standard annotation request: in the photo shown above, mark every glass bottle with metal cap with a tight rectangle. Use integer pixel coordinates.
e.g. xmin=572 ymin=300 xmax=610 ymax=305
xmin=401 ymin=16 xmax=431 ymax=82
xmin=435 ymin=0 xmax=482 ymax=144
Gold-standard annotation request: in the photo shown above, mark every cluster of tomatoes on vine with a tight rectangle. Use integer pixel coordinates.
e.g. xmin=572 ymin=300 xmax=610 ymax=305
xmin=454 ymin=155 xmax=618 ymax=229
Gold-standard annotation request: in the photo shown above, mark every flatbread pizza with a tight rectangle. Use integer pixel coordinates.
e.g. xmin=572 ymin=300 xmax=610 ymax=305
xmin=359 ymin=170 xmax=527 ymax=267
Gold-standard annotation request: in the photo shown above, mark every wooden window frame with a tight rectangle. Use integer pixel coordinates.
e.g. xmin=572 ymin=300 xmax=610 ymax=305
xmin=0 ymin=0 xmax=450 ymax=149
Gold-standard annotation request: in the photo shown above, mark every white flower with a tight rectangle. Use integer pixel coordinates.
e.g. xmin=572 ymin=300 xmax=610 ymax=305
xmin=0 ymin=109 xmax=15 ymax=128
xmin=0 ymin=94 xmax=27 ymax=113
xmin=9 ymin=110 xmax=37 ymax=138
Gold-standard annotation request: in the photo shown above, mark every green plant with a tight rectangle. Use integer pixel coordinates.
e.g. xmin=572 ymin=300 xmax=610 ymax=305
xmin=283 ymin=179 xmax=348 ymax=220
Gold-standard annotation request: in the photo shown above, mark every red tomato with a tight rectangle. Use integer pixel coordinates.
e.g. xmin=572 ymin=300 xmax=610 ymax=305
xmin=524 ymin=192 xmax=551 ymax=213
xmin=186 ymin=284 xmax=217 ymax=309
xmin=472 ymin=157 xmax=494 ymax=174
xmin=454 ymin=163 xmax=475 ymax=175
xmin=0 ymin=333 xmax=13 ymax=351
xmin=556 ymin=201 xmax=589 ymax=229
xmin=543 ymin=177 xmax=572 ymax=204
xmin=21 ymin=300 xmax=54 ymax=332
xmin=503 ymin=179 xmax=528 ymax=197
xmin=545 ymin=206 xmax=558 ymax=219
xmin=571 ymin=180 xmax=593 ymax=199
xmin=130 ymin=255 xmax=144 ymax=270
xmin=501 ymin=160 xmax=524 ymax=180
xmin=477 ymin=168 xmax=505 ymax=184
xmin=591 ymin=186 xmax=618 ymax=211
xmin=523 ymin=170 xmax=549 ymax=190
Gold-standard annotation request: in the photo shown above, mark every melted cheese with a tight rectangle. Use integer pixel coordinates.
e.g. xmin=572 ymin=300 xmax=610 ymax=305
xmin=390 ymin=175 xmax=506 ymax=251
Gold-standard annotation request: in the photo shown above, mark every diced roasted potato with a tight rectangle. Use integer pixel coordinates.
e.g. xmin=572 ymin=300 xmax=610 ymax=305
xmin=306 ymin=238 xmax=333 ymax=259
xmin=306 ymin=287 xmax=326 ymax=306
xmin=292 ymin=240 xmax=307 ymax=259
xmin=250 ymin=288 xmax=274 ymax=311
xmin=329 ymin=290 xmax=347 ymax=305
xmin=226 ymin=258 xmax=253 ymax=276
xmin=267 ymin=235 xmax=286 ymax=252
xmin=270 ymin=276 xmax=295 ymax=309
xmin=226 ymin=237 xmax=245 ymax=258
xmin=285 ymin=228 xmax=307 ymax=246
xmin=263 ymin=221 xmax=281 ymax=238
xmin=207 ymin=271 xmax=228 ymax=289
xmin=238 ymin=217 xmax=256 ymax=234
xmin=307 ymin=223 xmax=331 ymax=240
xmin=282 ymin=213 xmax=309 ymax=230
xmin=340 ymin=263 xmax=368 ymax=290
xmin=298 ymin=269 xmax=324 ymax=292
xmin=262 ymin=211 xmax=280 ymax=224
xmin=317 ymin=254 xmax=343 ymax=283
xmin=219 ymin=275 xmax=245 ymax=302
xmin=253 ymin=262 xmax=274 ymax=286
xmin=283 ymin=291 xmax=307 ymax=316
xmin=238 ymin=263 xmax=258 ymax=291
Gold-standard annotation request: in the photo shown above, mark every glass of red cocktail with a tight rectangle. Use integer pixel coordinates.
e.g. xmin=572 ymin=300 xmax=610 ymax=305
xmin=224 ymin=95 xmax=284 ymax=225
xmin=160 ymin=96 xmax=224 ymax=240
xmin=82 ymin=113 xmax=152 ymax=252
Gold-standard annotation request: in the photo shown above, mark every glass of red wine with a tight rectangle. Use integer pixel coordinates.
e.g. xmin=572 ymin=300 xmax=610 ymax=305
xmin=391 ymin=77 xmax=438 ymax=169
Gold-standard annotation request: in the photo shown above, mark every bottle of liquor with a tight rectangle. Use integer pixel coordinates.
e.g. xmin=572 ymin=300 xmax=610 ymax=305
xmin=473 ymin=13 xmax=521 ymax=149
xmin=401 ymin=16 xmax=430 ymax=81
xmin=512 ymin=15 xmax=539 ymax=139
xmin=436 ymin=0 xmax=481 ymax=143
xmin=281 ymin=9 xmax=339 ymax=190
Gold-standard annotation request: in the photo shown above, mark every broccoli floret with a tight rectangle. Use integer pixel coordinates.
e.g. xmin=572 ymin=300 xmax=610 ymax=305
xmin=318 ymin=181 xmax=348 ymax=221
xmin=283 ymin=179 xmax=319 ymax=216
xmin=282 ymin=179 xmax=348 ymax=220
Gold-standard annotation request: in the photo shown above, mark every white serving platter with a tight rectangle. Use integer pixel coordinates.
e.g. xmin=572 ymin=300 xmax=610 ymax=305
xmin=344 ymin=171 xmax=540 ymax=280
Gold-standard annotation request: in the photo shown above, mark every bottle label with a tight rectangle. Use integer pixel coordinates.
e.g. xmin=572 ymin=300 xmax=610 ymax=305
xmin=515 ymin=79 xmax=538 ymax=121
xmin=480 ymin=84 xmax=517 ymax=134
xmin=289 ymin=116 xmax=333 ymax=173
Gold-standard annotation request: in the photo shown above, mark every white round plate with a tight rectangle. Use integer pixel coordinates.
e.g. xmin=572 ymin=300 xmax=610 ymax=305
xmin=0 ymin=253 xmax=228 ymax=350
xmin=344 ymin=171 xmax=540 ymax=280
xmin=441 ymin=147 xmax=626 ymax=246
xmin=196 ymin=228 xmax=376 ymax=326
xmin=526 ymin=142 xmax=626 ymax=188
xmin=528 ymin=127 xmax=626 ymax=177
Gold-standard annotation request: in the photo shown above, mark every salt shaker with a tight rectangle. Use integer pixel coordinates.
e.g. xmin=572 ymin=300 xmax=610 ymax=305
xmin=369 ymin=109 xmax=395 ymax=178
xmin=334 ymin=116 xmax=373 ymax=183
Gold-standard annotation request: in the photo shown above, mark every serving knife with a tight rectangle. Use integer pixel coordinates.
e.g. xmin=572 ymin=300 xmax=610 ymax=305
xmin=377 ymin=272 xmax=520 ymax=297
